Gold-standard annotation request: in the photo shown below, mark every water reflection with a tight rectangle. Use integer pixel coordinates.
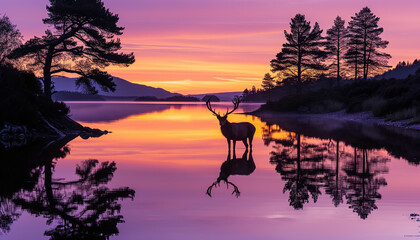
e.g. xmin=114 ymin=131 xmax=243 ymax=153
xmin=0 ymin=137 xmax=134 ymax=239
xmin=263 ymin=122 xmax=390 ymax=219
xmin=66 ymin=102 xmax=172 ymax=123
xmin=66 ymin=102 xmax=262 ymax=123
xmin=206 ymin=149 xmax=255 ymax=197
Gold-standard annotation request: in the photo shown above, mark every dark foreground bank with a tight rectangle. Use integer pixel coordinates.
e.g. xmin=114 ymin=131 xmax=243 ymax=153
xmin=254 ymin=69 xmax=420 ymax=128
xmin=0 ymin=64 xmax=107 ymax=149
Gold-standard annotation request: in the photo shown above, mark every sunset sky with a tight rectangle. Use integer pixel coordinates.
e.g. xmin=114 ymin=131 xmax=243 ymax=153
xmin=2 ymin=0 xmax=420 ymax=94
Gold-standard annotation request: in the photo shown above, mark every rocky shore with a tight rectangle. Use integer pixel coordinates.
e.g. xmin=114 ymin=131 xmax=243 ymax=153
xmin=0 ymin=116 xmax=109 ymax=149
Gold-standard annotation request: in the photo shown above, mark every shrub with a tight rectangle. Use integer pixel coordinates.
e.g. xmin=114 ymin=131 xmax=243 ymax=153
xmin=0 ymin=64 xmax=69 ymax=126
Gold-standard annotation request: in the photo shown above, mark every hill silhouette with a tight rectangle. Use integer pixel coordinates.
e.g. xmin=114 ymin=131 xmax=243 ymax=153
xmin=52 ymin=76 xmax=178 ymax=98
xmin=376 ymin=60 xmax=420 ymax=80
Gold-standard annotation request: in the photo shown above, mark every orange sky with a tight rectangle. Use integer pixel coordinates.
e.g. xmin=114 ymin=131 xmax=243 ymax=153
xmin=2 ymin=0 xmax=420 ymax=94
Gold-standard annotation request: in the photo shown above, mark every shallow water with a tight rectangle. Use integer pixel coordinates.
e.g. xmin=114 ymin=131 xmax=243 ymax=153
xmin=1 ymin=102 xmax=420 ymax=240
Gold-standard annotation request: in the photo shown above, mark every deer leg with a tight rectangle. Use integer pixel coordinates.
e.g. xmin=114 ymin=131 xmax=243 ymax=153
xmin=227 ymin=139 xmax=231 ymax=155
xmin=249 ymin=136 xmax=253 ymax=151
xmin=233 ymin=140 xmax=236 ymax=156
xmin=242 ymin=139 xmax=248 ymax=150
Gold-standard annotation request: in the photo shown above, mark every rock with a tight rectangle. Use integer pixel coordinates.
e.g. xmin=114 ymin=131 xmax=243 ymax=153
xmin=0 ymin=123 xmax=30 ymax=149
xmin=80 ymin=127 xmax=109 ymax=139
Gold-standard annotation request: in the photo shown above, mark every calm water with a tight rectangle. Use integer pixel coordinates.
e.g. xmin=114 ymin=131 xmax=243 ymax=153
xmin=2 ymin=102 xmax=420 ymax=240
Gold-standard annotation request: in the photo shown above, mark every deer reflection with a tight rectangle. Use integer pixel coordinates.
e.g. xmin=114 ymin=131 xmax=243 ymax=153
xmin=206 ymin=149 xmax=255 ymax=198
xmin=263 ymin=123 xmax=389 ymax=218
xmin=0 ymin=138 xmax=135 ymax=239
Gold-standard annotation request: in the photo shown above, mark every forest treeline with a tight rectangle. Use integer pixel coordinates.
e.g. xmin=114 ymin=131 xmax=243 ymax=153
xmin=245 ymin=7 xmax=420 ymax=123
xmin=246 ymin=7 xmax=391 ymax=95
xmin=245 ymin=7 xmax=391 ymax=97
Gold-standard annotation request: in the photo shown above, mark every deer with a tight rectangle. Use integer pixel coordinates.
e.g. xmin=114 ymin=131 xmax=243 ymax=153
xmin=206 ymin=149 xmax=255 ymax=197
xmin=206 ymin=96 xmax=256 ymax=155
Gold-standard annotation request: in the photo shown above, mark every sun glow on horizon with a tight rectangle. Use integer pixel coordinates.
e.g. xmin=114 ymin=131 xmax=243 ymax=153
xmin=3 ymin=0 xmax=420 ymax=94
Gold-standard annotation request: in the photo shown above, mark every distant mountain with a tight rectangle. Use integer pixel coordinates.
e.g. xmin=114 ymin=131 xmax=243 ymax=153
xmin=52 ymin=91 xmax=106 ymax=101
xmin=190 ymin=92 xmax=242 ymax=101
xmin=135 ymin=95 xmax=200 ymax=102
xmin=376 ymin=59 xmax=420 ymax=80
xmin=52 ymin=76 xmax=178 ymax=98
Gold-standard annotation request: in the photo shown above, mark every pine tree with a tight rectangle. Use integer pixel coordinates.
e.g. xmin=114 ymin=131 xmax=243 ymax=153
xmin=242 ymin=88 xmax=249 ymax=98
xmin=270 ymin=14 xmax=327 ymax=89
xmin=0 ymin=15 xmax=22 ymax=64
xmin=325 ymin=16 xmax=347 ymax=86
xmin=251 ymin=85 xmax=257 ymax=95
xmin=10 ymin=0 xmax=135 ymax=100
xmin=261 ymin=73 xmax=275 ymax=102
xmin=345 ymin=7 xmax=391 ymax=81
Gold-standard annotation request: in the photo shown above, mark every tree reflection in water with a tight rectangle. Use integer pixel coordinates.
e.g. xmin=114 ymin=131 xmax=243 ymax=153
xmin=263 ymin=123 xmax=389 ymax=219
xmin=0 ymin=137 xmax=135 ymax=239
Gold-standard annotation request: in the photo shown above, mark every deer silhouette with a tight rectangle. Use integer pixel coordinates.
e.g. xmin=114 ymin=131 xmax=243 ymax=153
xmin=206 ymin=149 xmax=255 ymax=197
xmin=206 ymin=96 xmax=256 ymax=155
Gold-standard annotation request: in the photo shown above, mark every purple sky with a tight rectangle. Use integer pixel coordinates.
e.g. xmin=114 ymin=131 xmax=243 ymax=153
xmin=2 ymin=0 xmax=420 ymax=93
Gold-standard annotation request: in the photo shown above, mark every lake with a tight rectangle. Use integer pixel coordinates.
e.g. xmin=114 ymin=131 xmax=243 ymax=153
xmin=1 ymin=102 xmax=420 ymax=240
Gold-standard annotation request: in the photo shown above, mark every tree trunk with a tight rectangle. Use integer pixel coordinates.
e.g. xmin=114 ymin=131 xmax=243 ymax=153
xmin=336 ymin=141 xmax=339 ymax=185
xmin=297 ymin=47 xmax=302 ymax=94
xmin=337 ymin=40 xmax=340 ymax=87
xmin=45 ymin=160 xmax=56 ymax=208
xmin=363 ymin=28 xmax=367 ymax=81
xmin=43 ymin=46 xmax=55 ymax=100
xmin=297 ymin=133 xmax=301 ymax=163
xmin=354 ymin=52 xmax=358 ymax=81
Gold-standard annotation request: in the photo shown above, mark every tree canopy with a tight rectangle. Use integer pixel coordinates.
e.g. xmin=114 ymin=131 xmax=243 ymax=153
xmin=10 ymin=0 xmax=135 ymax=99
xmin=270 ymin=14 xmax=327 ymax=86
xmin=345 ymin=7 xmax=390 ymax=80
xmin=0 ymin=15 xmax=22 ymax=64
xmin=325 ymin=16 xmax=347 ymax=86
xmin=261 ymin=73 xmax=275 ymax=91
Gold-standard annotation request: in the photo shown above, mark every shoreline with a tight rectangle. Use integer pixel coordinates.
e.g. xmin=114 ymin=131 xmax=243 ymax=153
xmin=0 ymin=115 xmax=109 ymax=150
xmin=251 ymin=110 xmax=420 ymax=131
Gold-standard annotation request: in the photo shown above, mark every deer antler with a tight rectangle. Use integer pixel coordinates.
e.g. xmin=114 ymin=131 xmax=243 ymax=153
xmin=225 ymin=180 xmax=241 ymax=197
xmin=206 ymin=180 xmax=241 ymax=198
xmin=224 ymin=96 xmax=241 ymax=117
xmin=206 ymin=97 xmax=220 ymax=116
xmin=206 ymin=181 xmax=220 ymax=197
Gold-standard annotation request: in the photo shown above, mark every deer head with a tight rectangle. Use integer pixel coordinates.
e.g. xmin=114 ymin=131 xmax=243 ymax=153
xmin=206 ymin=96 xmax=241 ymax=126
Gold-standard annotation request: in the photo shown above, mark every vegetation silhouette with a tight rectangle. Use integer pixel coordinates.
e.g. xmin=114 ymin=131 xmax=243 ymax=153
xmin=206 ymin=96 xmax=256 ymax=155
xmin=261 ymin=73 xmax=275 ymax=102
xmin=206 ymin=149 xmax=255 ymax=198
xmin=9 ymin=0 xmax=135 ymax=101
xmin=260 ymin=115 xmax=420 ymax=164
xmin=263 ymin=122 xmax=390 ymax=218
xmin=0 ymin=15 xmax=22 ymax=65
xmin=0 ymin=137 xmax=135 ymax=239
xmin=342 ymin=148 xmax=388 ymax=219
xmin=325 ymin=16 xmax=347 ymax=86
xmin=270 ymin=14 xmax=327 ymax=91
xmin=345 ymin=7 xmax=391 ymax=81
xmin=269 ymin=132 xmax=326 ymax=209
xmin=244 ymin=7 xmax=393 ymax=107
